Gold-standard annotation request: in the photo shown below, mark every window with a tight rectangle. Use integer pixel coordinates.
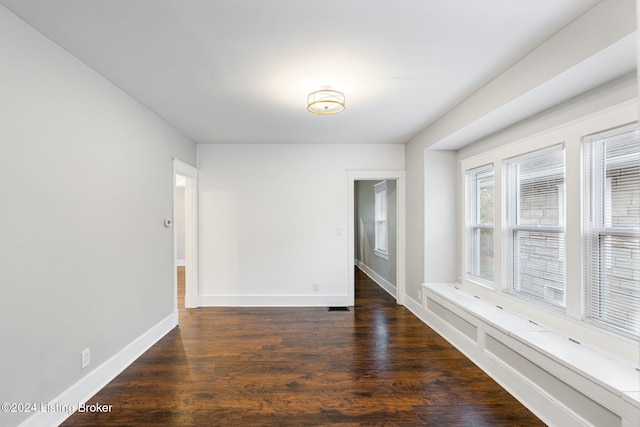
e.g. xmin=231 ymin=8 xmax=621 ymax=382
xmin=583 ymin=124 xmax=640 ymax=337
xmin=374 ymin=181 xmax=388 ymax=259
xmin=459 ymin=103 xmax=637 ymax=345
xmin=505 ymin=145 xmax=566 ymax=309
xmin=466 ymin=164 xmax=494 ymax=283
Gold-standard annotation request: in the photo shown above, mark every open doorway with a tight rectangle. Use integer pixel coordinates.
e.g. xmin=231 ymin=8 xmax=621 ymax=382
xmin=347 ymin=170 xmax=405 ymax=307
xmin=354 ymin=180 xmax=398 ymax=298
xmin=174 ymin=159 xmax=199 ymax=314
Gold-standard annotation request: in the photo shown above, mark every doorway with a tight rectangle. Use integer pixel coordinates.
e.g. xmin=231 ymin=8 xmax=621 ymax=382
xmin=354 ymin=180 xmax=398 ymax=299
xmin=174 ymin=159 xmax=199 ymax=313
xmin=347 ymin=170 xmax=406 ymax=307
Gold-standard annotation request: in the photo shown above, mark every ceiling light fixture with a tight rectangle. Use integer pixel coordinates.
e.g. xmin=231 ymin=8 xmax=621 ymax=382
xmin=307 ymin=86 xmax=345 ymax=115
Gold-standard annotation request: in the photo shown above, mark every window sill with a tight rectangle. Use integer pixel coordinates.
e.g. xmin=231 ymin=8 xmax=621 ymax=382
xmin=464 ymin=276 xmax=567 ymax=317
xmin=374 ymin=249 xmax=388 ymax=260
xmin=464 ymin=274 xmax=494 ymax=289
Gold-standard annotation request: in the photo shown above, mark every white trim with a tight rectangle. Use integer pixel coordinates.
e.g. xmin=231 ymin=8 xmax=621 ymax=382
xmin=173 ymin=159 xmax=199 ymax=310
xmin=356 ymin=261 xmax=396 ymax=298
xmin=176 ymin=258 xmax=186 ymax=267
xmin=348 ymin=170 xmax=406 ymax=307
xmin=200 ymin=294 xmax=349 ymax=307
xmin=18 ymin=313 xmax=177 ymax=427
xmin=373 ymin=180 xmax=389 ymax=256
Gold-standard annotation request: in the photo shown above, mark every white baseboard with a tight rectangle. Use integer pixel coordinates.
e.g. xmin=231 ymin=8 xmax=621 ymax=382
xmin=402 ymin=293 xmax=428 ymax=323
xmin=19 ymin=313 xmax=177 ymax=427
xmin=200 ymin=294 xmax=349 ymax=307
xmin=176 ymin=259 xmax=186 ymax=267
xmin=356 ymin=260 xmax=397 ymax=298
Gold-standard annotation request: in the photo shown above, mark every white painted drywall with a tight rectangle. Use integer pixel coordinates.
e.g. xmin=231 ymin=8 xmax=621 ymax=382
xmin=0 ymin=6 xmax=196 ymax=426
xmin=197 ymin=144 xmax=404 ymax=306
xmin=424 ymin=151 xmax=458 ymax=285
xmin=404 ymin=138 xmax=426 ymax=298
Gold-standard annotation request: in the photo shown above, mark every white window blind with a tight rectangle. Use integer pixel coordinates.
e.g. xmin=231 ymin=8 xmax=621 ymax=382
xmin=466 ymin=164 xmax=494 ymax=283
xmin=374 ymin=181 xmax=388 ymax=259
xmin=583 ymin=124 xmax=640 ymax=338
xmin=505 ymin=145 xmax=566 ymax=308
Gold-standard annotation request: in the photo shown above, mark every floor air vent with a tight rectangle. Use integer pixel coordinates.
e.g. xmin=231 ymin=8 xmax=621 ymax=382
xmin=328 ymin=307 xmax=350 ymax=312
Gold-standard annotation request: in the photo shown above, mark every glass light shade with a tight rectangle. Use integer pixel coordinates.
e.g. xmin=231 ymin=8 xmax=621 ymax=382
xmin=307 ymin=88 xmax=345 ymax=115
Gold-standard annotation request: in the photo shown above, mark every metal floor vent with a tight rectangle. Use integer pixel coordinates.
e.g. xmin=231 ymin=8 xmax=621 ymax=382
xmin=328 ymin=307 xmax=350 ymax=312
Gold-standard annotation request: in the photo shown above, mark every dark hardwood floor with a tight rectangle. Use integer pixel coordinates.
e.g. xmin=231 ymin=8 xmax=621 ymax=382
xmin=62 ymin=268 xmax=544 ymax=426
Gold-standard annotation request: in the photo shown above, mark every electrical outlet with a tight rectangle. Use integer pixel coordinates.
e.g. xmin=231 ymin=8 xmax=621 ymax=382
xmin=313 ymin=283 xmax=319 ymax=292
xmin=81 ymin=348 xmax=90 ymax=369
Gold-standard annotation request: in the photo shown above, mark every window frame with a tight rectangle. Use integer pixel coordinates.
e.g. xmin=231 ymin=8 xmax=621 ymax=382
xmin=373 ymin=180 xmax=388 ymax=260
xmin=504 ymin=144 xmax=567 ymax=311
xmin=465 ymin=164 xmax=495 ymax=286
xmin=582 ymin=123 xmax=640 ymax=338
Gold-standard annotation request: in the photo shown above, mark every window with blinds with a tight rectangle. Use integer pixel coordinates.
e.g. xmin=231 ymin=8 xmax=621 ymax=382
xmin=505 ymin=145 xmax=566 ymax=308
xmin=466 ymin=164 xmax=494 ymax=284
xmin=583 ymin=124 xmax=640 ymax=338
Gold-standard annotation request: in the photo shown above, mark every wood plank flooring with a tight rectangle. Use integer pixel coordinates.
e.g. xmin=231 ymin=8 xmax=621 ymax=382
xmin=62 ymin=268 xmax=544 ymax=426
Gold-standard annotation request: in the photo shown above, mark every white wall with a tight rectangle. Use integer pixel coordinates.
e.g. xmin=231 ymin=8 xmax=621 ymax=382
xmin=198 ymin=144 xmax=404 ymax=306
xmin=424 ymin=151 xmax=458 ymax=285
xmin=0 ymin=6 xmax=196 ymax=426
xmin=405 ymin=138 xmax=426 ymax=298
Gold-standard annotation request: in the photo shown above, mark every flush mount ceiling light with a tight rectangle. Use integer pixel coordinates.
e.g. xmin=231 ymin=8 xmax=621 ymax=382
xmin=307 ymin=86 xmax=345 ymax=115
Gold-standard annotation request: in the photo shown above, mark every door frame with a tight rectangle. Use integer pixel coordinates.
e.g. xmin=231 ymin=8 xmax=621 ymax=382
xmin=347 ymin=170 xmax=406 ymax=306
xmin=173 ymin=159 xmax=199 ymax=313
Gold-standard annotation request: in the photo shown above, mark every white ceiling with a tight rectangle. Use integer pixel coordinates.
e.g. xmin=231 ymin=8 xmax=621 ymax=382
xmin=1 ymin=0 xmax=604 ymax=146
